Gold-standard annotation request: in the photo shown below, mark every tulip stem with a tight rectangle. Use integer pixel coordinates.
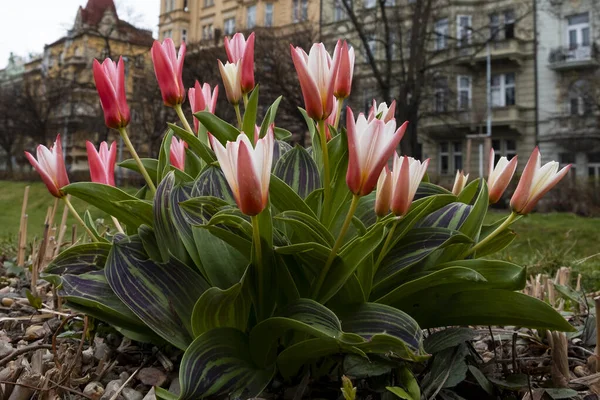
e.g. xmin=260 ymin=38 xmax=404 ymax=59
xmin=374 ymin=217 xmax=401 ymax=274
xmin=63 ymin=196 xmax=98 ymax=242
xmin=464 ymin=211 xmax=519 ymax=257
xmin=311 ymin=194 xmax=360 ymax=300
xmin=111 ymin=216 xmax=125 ymax=234
xmin=251 ymin=214 xmax=264 ymax=319
xmin=318 ymin=119 xmax=332 ymax=223
xmin=234 ymin=104 xmax=243 ymax=130
xmin=118 ymin=128 xmax=156 ymax=195
xmin=174 ymin=104 xmax=194 ymax=134
xmin=243 ymin=93 xmax=249 ymax=109
xmin=333 ymin=99 xmax=344 ymax=131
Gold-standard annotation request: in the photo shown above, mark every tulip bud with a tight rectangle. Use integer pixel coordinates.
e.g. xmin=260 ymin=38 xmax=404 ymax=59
xmin=488 ymin=148 xmax=518 ymax=204
xmin=290 ymin=42 xmax=341 ymax=121
xmin=218 ymin=60 xmax=243 ymax=105
xmin=170 ymin=137 xmax=187 ymax=171
xmin=510 ymin=147 xmax=571 ymax=215
xmin=452 ymin=170 xmax=469 ymax=196
xmin=374 ymin=166 xmax=392 ymax=217
xmin=92 ymin=57 xmax=130 ymax=129
xmin=188 ymin=81 xmax=218 ymax=133
xmin=151 ymin=38 xmax=186 ymax=107
xmin=390 ymin=154 xmax=430 ymax=216
xmin=224 ymin=32 xmax=256 ymax=94
xmin=368 ymin=100 xmax=396 ymax=123
xmin=211 ymin=126 xmax=275 ymax=216
xmin=333 ymin=40 xmax=355 ymax=99
xmin=25 ymin=134 xmax=70 ymax=198
xmin=86 ymin=141 xmax=117 ymax=186
xmin=346 ymin=107 xmax=407 ymax=196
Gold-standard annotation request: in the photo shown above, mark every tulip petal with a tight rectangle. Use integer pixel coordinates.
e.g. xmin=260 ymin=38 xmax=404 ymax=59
xmin=510 ymin=147 xmax=539 ymax=213
xmin=236 ymin=139 xmax=264 ymax=216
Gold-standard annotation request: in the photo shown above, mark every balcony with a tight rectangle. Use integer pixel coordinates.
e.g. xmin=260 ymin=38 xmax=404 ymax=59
xmin=420 ymin=106 xmax=526 ymax=135
xmin=548 ymin=44 xmax=600 ymax=70
xmin=451 ymin=38 xmax=530 ymax=66
xmin=548 ymin=113 xmax=600 ymax=140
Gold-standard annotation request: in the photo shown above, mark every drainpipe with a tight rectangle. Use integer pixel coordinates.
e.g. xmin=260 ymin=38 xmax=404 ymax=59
xmin=533 ymin=0 xmax=539 ymax=146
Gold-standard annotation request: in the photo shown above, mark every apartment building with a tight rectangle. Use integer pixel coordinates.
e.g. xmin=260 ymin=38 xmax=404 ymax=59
xmin=537 ymin=0 xmax=600 ymax=181
xmin=158 ymin=0 xmax=320 ymax=44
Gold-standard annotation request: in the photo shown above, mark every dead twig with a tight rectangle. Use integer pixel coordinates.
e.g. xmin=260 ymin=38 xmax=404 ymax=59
xmin=0 ymin=344 xmax=53 ymax=368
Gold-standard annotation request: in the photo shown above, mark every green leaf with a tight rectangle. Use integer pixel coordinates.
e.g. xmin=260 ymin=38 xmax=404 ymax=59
xmin=166 ymin=182 xmax=203 ymax=269
xmin=422 ymin=344 xmax=469 ymax=396
xmin=137 ymin=224 xmax=163 ymax=261
xmin=84 ymin=210 xmax=108 ymax=243
xmin=275 ymin=210 xmax=334 ymax=247
xmin=62 ymin=182 xmax=153 ymax=230
xmin=343 ymin=354 xmax=392 ymax=378
xmin=192 ymin=165 xmax=235 ymax=204
xmin=43 ymin=242 xmax=111 ymax=282
xmin=468 ymin=365 xmax=494 ymax=395
xmin=179 ymin=328 xmax=275 ymax=399
xmin=386 ymin=366 xmax=421 ymax=399
xmin=118 ymin=158 xmax=159 ymax=185
xmin=406 ymin=289 xmax=575 ymax=331
xmin=190 ymin=278 xmax=251 ymax=337
xmin=273 ymin=145 xmax=321 ymax=199
xmin=269 ymin=174 xmax=316 ymax=218
xmin=424 ymin=328 xmax=477 ymax=354
xmin=414 ymin=182 xmax=454 ymax=200
xmin=242 ymin=85 xmax=260 ymax=139
xmin=193 ymin=111 xmax=240 ymax=144
xmin=155 ymin=387 xmax=179 ymax=400
xmin=274 ymin=127 xmax=292 ymax=141
xmin=258 ymin=96 xmax=282 ymax=140
xmin=105 ymin=235 xmax=210 ymax=349
xmin=158 ymin=129 xmax=174 ymax=182
xmin=386 ymin=387 xmax=416 ymax=400
xmin=169 ymin=123 xmax=217 ymax=165
xmin=25 ymin=289 xmax=43 ymax=309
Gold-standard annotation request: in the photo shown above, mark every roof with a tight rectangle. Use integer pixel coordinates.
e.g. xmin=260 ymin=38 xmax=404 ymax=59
xmin=79 ymin=0 xmax=118 ymax=26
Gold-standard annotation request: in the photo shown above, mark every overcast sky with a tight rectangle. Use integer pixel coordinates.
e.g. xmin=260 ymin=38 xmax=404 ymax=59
xmin=0 ymin=0 xmax=159 ymax=69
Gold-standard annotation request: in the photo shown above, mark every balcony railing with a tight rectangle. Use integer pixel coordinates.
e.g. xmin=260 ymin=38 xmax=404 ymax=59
xmin=421 ymin=106 xmax=526 ymax=134
xmin=549 ymin=113 xmax=600 ymax=139
xmin=548 ymin=44 xmax=600 ymax=70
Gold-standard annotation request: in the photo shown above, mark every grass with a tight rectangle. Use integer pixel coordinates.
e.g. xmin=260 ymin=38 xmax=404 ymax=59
xmin=1 ymin=181 xmax=599 ymax=289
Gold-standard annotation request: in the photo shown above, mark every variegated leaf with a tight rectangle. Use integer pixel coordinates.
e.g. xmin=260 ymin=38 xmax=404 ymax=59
xmin=191 ymin=165 xmax=235 ymax=204
xmin=273 ymin=145 xmax=320 ymax=199
xmin=43 ymin=242 xmax=111 ymax=282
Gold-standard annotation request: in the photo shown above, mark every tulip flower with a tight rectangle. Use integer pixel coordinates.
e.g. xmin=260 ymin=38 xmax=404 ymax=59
xmin=211 ymin=126 xmax=274 ymax=216
xmin=170 ymin=137 xmax=187 ymax=171
xmin=224 ymin=32 xmax=255 ymax=94
xmin=390 ymin=155 xmax=430 ymax=216
xmin=151 ymin=38 xmax=186 ymax=107
xmin=188 ymin=81 xmax=218 ymax=132
xmin=346 ymin=108 xmax=407 ymax=196
xmin=290 ymin=42 xmax=341 ymax=121
xmin=488 ymin=148 xmax=518 ymax=204
xmin=86 ymin=141 xmax=117 ymax=186
xmin=219 ymin=60 xmax=243 ymax=105
xmin=510 ymin=147 xmax=571 ymax=215
xmin=323 ymin=97 xmax=340 ymax=141
xmin=333 ymin=40 xmax=355 ymax=99
xmin=92 ymin=57 xmax=130 ymax=129
xmin=375 ymin=166 xmax=392 ymax=217
xmin=452 ymin=170 xmax=469 ymax=196
xmin=25 ymin=134 xmax=69 ymax=198
xmin=368 ymin=100 xmax=396 ymax=123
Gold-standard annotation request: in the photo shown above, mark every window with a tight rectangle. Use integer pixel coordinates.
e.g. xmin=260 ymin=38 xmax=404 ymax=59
xmin=202 ymin=24 xmax=214 ymax=39
xmin=439 ymin=141 xmax=463 ymax=175
xmin=504 ymin=9 xmax=515 ymax=39
xmin=224 ymin=17 xmax=236 ymax=35
xmin=457 ymin=75 xmax=471 ymax=110
xmin=363 ymin=0 xmax=375 ymax=8
xmin=434 ymin=18 xmax=448 ymax=50
xmin=204 ymin=0 xmax=214 ymax=7
xmin=492 ymin=139 xmax=517 ymax=164
xmin=385 ymin=0 xmax=395 ymax=6
xmin=491 ymin=73 xmax=515 ymax=107
xmin=182 ymin=29 xmax=187 ymax=42
xmin=457 ymin=15 xmax=472 ymax=47
xmin=247 ymin=5 xmax=256 ymax=29
xmin=165 ymin=0 xmax=175 ymax=12
xmin=433 ymin=77 xmax=448 ymax=112
xmin=163 ymin=29 xmax=172 ymax=39
xmin=490 ymin=9 xmax=515 ymax=40
xmin=334 ymin=0 xmax=350 ymax=21
xmin=567 ymin=13 xmax=590 ymax=49
xmin=490 ymin=13 xmax=500 ymax=40
xmin=568 ymin=79 xmax=593 ymax=116
xmin=265 ymin=3 xmax=274 ymax=26
xmin=293 ymin=0 xmax=308 ymax=22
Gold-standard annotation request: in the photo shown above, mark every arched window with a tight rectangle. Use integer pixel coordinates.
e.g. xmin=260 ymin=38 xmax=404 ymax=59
xmin=568 ymin=79 xmax=593 ymax=116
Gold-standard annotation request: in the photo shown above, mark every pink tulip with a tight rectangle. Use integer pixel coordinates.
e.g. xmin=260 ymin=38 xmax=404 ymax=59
xmin=323 ymin=97 xmax=340 ymax=141
xmin=375 ymin=166 xmax=392 ymax=217
xmin=346 ymin=107 xmax=407 ymax=196
xmin=224 ymin=32 xmax=255 ymax=94
xmin=86 ymin=141 xmax=117 ymax=186
xmin=188 ymin=81 xmax=218 ymax=132
xmin=452 ymin=170 xmax=469 ymax=196
xmin=390 ymin=155 xmax=430 ymax=217
xmin=290 ymin=42 xmax=341 ymax=121
xmin=92 ymin=57 xmax=130 ymax=129
xmin=333 ymin=40 xmax=354 ymax=99
xmin=211 ymin=126 xmax=274 ymax=216
xmin=488 ymin=148 xmax=518 ymax=204
xmin=151 ymin=38 xmax=186 ymax=107
xmin=218 ymin=60 xmax=243 ymax=105
xmin=368 ymin=100 xmax=396 ymax=123
xmin=25 ymin=134 xmax=69 ymax=198
xmin=510 ymin=147 xmax=571 ymax=215
xmin=170 ymin=137 xmax=187 ymax=171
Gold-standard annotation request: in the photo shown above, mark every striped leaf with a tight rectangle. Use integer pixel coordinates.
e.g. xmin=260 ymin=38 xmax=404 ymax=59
xmin=414 ymin=182 xmax=454 ymax=200
xmin=43 ymin=242 xmax=111 ymax=282
xmin=273 ymin=140 xmax=293 ymax=168
xmin=273 ymin=145 xmax=320 ymax=199
xmin=179 ymin=328 xmax=275 ymax=399
xmin=168 ymin=123 xmax=217 ymax=165
xmin=269 ymin=175 xmax=316 ymax=218
xmin=137 ymin=224 xmax=163 ymax=262
xmin=105 ymin=234 xmax=210 ymax=349
xmin=62 ymin=182 xmax=153 ymax=230
xmin=192 ymin=165 xmax=235 ymax=204
xmin=157 ymin=129 xmax=193 ymax=183
xmin=59 ymin=271 xmax=152 ymax=337
xmin=372 ymin=228 xmax=472 ymax=298
xmin=416 ymin=202 xmax=472 ymax=231
xmin=274 ymin=210 xmax=334 ymax=247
